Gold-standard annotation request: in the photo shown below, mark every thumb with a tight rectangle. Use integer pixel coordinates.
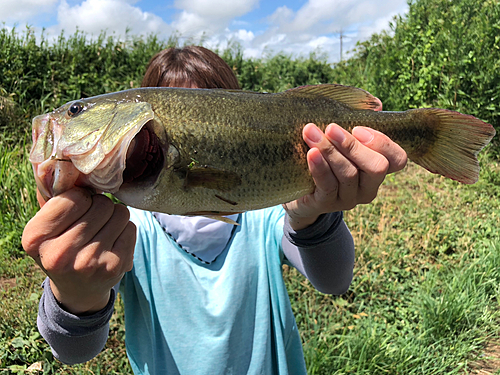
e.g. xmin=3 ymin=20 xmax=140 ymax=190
xmin=352 ymin=127 xmax=407 ymax=174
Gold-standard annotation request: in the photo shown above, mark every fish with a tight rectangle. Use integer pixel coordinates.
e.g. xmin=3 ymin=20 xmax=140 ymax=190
xmin=30 ymin=84 xmax=496 ymax=217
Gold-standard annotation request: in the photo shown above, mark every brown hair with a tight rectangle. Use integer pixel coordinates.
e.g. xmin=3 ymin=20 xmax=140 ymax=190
xmin=141 ymin=46 xmax=240 ymax=90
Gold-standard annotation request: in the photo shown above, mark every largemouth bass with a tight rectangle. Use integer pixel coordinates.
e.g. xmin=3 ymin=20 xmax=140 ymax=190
xmin=30 ymin=84 xmax=495 ymax=216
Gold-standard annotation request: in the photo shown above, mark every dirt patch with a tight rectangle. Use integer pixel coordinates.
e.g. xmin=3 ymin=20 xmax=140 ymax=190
xmin=0 ymin=277 xmax=17 ymax=291
xmin=469 ymin=339 xmax=500 ymax=374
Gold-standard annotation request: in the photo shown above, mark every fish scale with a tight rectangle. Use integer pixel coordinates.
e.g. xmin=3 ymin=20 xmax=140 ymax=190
xmin=29 ymin=84 xmax=495 ymax=217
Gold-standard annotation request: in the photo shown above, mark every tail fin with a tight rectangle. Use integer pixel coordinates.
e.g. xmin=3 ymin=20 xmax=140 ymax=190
xmin=408 ymin=109 xmax=495 ymax=184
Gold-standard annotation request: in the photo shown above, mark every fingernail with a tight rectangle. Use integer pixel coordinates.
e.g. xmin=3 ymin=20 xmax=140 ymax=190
xmin=306 ymin=124 xmax=323 ymax=143
xmin=327 ymin=124 xmax=345 ymax=144
xmin=352 ymin=127 xmax=374 ymax=144
xmin=309 ymin=149 xmax=323 ymax=166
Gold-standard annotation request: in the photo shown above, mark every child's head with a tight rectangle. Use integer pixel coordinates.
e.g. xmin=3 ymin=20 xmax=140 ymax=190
xmin=141 ymin=46 xmax=240 ymax=90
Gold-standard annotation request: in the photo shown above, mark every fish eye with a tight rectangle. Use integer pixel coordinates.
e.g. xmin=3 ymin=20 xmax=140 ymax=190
xmin=67 ymin=102 xmax=84 ymax=117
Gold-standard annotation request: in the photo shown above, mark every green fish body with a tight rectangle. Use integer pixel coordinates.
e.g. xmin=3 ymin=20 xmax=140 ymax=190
xmin=30 ymin=84 xmax=496 ymax=216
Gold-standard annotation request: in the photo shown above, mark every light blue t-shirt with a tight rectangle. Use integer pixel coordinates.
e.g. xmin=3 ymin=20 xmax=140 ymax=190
xmin=121 ymin=206 xmax=307 ymax=375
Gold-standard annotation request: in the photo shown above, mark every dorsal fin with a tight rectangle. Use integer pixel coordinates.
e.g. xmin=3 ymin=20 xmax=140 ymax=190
xmin=280 ymin=84 xmax=382 ymax=111
xmin=217 ymin=88 xmax=271 ymax=95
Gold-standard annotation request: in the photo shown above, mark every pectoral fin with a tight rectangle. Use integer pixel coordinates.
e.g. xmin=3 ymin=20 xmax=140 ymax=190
xmin=184 ymin=166 xmax=241 ymax=192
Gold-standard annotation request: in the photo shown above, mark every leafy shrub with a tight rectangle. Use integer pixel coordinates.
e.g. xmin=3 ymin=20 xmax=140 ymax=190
xmin=332 ymin=0 xmax=500 ymax=142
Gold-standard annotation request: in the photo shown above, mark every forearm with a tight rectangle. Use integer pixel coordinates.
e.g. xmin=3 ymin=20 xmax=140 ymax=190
xmin=37 ymin=278 xmax=117 ymax=365
xmin=282 ymin=212 xmax=355 ymax=295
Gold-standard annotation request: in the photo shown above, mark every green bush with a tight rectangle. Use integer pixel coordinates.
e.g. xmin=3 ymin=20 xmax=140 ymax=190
xmin=0 ymin=27 xmax=173 ymax=142
xmin=332 ymin=0 xmax=500 ymax=138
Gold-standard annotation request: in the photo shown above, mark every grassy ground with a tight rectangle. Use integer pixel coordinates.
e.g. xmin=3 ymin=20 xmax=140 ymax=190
xmin=1 ymin=138 xmax=500 ymax=374
xmin=291 ymin=156 xmax=500 ymax=374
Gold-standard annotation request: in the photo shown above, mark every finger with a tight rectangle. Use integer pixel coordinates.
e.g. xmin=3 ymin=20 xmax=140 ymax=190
xmin=91 ymin=203 xmax=133 ymax=254
xmin=75 ymin=205 xmax=135 ymax=277
xmin=325 ymin=124 xmax=390 ymax=178
xmin=101 ymin=220 xmax=137 ymax=275
xmin=373 ymin=97 xmax=383 ymax=112
xmin=36 ymin=194 xmax=116 ymax=272
xmin=352 ymin=127 xmax=408 ymax=174
xmin=59 ymin=194 xmax=116 ymax=251
xmin=22 ymin=187 xmax=93 ymax=255
xmin=306 ymin=147 xmax=339 ymax=198
xmin=303 ymin=123 xmax=359 ymax=190
xmin=114 ymin=221 xmax=137 ymax=273
xmin=324 ymin=124 xmax=390 ymax=204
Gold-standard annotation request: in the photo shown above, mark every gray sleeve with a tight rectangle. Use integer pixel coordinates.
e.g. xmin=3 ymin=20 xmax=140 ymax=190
xmin=37 ymin=278 xmax=117 ymax=365
xmin=282 ymin=211 xmax=355 ymax=295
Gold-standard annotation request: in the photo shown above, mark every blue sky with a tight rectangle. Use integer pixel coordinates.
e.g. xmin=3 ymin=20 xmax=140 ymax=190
xmin=1 ymin=0 xmax=409 ymax=62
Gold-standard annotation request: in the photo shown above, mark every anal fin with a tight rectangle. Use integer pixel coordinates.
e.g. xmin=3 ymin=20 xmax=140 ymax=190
xmin=203 ymin=215 xmax=240 ymax=225
xmin=185 ymin=211 xmax=242 ymax=226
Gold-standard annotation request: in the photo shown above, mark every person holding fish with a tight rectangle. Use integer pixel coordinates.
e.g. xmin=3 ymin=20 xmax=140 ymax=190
xmin=23 ymin=46 xmax=413 ymax=374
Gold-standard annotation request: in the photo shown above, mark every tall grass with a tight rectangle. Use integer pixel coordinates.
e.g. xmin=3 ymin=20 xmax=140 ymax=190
xmin=0 ymin=138 xmax=38 ymax=276
xmin=283 ymin=151 xmax=500 ymax=374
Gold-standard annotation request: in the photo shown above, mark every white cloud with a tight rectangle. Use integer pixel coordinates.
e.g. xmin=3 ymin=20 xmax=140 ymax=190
xmin=171 ymin=10 xmax=210 ymax=36
xmin=308 ymin=36 xmax=337 ymax=50
xmin=235 ymin=29 xmax=254 ymax=42
xmin=357 ymin=11 xmax=401 ymax=40
xmin=256 ymin=0 xmax=408 ymax=61
xmin=0 ymin=0 xmax=58 ymax=22
xmin=0 ymin=0 xmax=410 ymax=63
xmin=263 ymin=33 xmax=286 ymax=47
xmin=51 ymin=0 xmax=170 ymax=37
xmin=171 ymin=0 xmax=259 ymax=39
xmin=267 ymin=6 xmax=293 ymax=26
xmin=174 ymin=0 xmax=258 ymax=19
xmin=269 ymin=0 xmax=407 ymax=33
xmin=185 ymin=27 xmax=255 ymax=57
xmin=281 ymin=0 xmax=344 ymax=33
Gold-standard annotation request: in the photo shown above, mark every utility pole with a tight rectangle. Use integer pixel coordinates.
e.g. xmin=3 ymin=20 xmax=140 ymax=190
xmin=339 ymin=28 xmax=344 ymax=62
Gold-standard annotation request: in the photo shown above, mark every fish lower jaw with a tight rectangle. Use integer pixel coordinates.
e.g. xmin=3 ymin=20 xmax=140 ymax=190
xmin=34 ymin=159 xmax=81 ymax=199
xmin=33 ymin=162 xmax=54 ymax=201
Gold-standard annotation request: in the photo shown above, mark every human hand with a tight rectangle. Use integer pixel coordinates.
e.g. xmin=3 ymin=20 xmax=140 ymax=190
xmin=283 ymin=123 xmax=407 ymax=230
xmin=22 ymin=188 xmax=136 ymax=315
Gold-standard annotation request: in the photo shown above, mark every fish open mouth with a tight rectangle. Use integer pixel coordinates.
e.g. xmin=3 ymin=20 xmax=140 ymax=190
xmin=122 ymin=121 xmax=164 ymax=184
xmin=30 ymin=117 xmax=164 ymax=199
xmin=29 ymin=98 xmax=163 ymax=199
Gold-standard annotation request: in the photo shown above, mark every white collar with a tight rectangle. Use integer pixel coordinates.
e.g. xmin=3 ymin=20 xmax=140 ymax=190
xmin=153 ymin=213 xmax=239 ymax=263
